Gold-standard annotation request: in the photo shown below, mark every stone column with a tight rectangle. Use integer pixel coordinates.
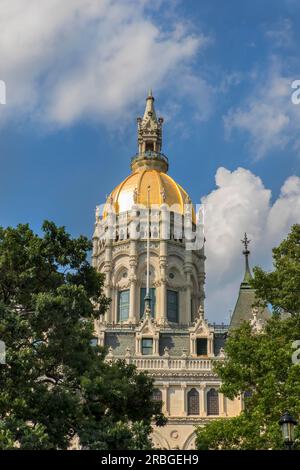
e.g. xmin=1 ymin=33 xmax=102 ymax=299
xmin=129 ymin=240 xmax=138 ymax=323
xmin=184 ymin=250 xmax=193 ymax=324
xmin=104 ymin=206 xmax=116 ymax=323
xmin=199 ymin=385 xmax=206 ymax=417
xmin=159 ymin=240 xmax=168 ymax=325
xmin=220 ymin=391 xmax=226 ymax=416
xmin=103 ymin=239 xmax=112 ymax=323
xmin=181 ymin=383 xmax=187 ymax=416
xmin=162 ymin=383 xmax=169 ymax=416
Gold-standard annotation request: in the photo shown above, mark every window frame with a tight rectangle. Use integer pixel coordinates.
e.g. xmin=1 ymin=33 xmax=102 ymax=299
xmin=141 ymin=338 xmax=153 ymax=355
xmin=167 ymin=289 xmax=179 ymax=323
xmin=118 ymin=289 xmax=130 ymax=322
xmin=196 ymin=338 xmax=208 ymax=356
xmin=187 ymin=388 xmax=200 ymax=416
xmin=207 ymin=388 xmax=219 ymax=416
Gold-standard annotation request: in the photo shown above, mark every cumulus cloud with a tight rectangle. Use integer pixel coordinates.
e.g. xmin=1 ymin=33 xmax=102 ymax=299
xmin=223 ymin=59 xmax=300 ymax=159
xmin=202 ymin=167 xmax=300 ymax=322
xmin=0 ymin=0 xmax=210 ymax=127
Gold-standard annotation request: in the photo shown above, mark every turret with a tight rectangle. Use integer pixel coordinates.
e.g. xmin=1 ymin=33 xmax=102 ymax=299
xmin=230 ymin=233 xmax=270 ymax=329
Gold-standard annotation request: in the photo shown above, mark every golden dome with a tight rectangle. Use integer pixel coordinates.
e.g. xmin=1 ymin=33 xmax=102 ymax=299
xmin=103 ymin=167 xmax=195 ymax=223
xmin=102 ymin=92 xmax=195 ymax=223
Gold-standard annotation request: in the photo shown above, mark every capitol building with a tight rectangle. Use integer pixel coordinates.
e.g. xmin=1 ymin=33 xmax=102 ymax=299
xmin=91 ymin=92 xmax=269 ymax=450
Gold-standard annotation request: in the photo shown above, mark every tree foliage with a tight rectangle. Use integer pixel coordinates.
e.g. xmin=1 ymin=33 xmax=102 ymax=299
xmin=0 ymin=222 xmax=165 ymax=449
xmin=196 ymin=225 xmax=300 ymax=450
xmin=251 ymin=224 xmax=300 ymax=315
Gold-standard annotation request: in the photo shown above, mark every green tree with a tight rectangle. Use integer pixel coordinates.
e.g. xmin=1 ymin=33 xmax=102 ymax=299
xmin=251 ymin=224 xmax=300 ymax=315
xmin=196 ymin=225 xmax=300 ymax=450
xmin=0 ymin=222 xmax=165 ymax=450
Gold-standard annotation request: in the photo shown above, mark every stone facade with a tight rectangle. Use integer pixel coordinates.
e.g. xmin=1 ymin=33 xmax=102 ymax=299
xmin=92 ymin=92 xmax=243 ymax=450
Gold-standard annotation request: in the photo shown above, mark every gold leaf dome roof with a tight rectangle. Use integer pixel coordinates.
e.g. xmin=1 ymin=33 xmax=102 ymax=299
xmin=102 ymin=92 xmax=195 ymax=223
xmin=103 ymin=166 xmax=195 ymax=223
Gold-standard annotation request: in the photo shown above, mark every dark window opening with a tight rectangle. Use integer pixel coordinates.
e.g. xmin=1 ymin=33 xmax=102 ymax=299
xmin=142 ymin=338 xmax=153 ymax=355
xmin=196 ymin=338 xmax=207 ymax=356
xmin=145 ymin=142 xmax=154 ymax=152
xmin=118 ymin=289 xmax=130 ymax=322
xmin=187 ymin=388 xmax=199 ymax=415
xmin=207 ymin=388 xmax=219 ymax=416
xmin=152 ymin=389 xmax=162 ymax=402
xmin=167 ymin=290 xmax=179 ymax=323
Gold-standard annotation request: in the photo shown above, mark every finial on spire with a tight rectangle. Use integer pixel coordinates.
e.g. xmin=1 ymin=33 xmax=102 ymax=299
xmin=241 ymin=232 xmax=251 ymax=254
xmin=148 ymin=88 xmax=153 ymax=98
xmin=241 ymin=233 xmax=252 ymax=285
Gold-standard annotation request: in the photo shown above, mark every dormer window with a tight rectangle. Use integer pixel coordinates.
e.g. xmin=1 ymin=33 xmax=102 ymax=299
xmin=189 ymin=306 xmax=214 ymax=357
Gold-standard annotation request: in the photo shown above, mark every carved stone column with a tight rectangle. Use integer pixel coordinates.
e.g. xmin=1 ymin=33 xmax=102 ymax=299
xmin=103 ymin=239 xmax=112 ymax=323
xmin=184 ymin=250 xmax=193 ymax=324
xmin=162 ymin=383 xmax=169 ymax=416
xmin=129 ymin=240 xmax=138 ymax=323
xmin=159 ymin=240 xmax=168 ymax=325
xmin=199 ymin=384 xmax=206 ymax=417
xmin=220 ymin=391 xmax=226 ymax=416
xmin=181 ymin=383 xmax=187 ymax=416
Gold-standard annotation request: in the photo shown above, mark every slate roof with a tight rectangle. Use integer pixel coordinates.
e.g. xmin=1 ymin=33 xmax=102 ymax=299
xmin=230 ymin=247 xmax=270 ymax=329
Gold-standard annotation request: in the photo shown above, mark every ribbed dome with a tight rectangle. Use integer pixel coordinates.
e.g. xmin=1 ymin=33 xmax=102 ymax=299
xmin=102 ymin=168 xmax=195 ymax=222
xmin=102 ymin=92 xmax=195 ymax=223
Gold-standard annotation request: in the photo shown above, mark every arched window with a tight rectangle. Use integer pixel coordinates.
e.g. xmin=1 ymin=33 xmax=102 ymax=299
xmin=152 ymin=388 xmax=162 ymax=403
xmin=187 ymin=388 xmax=199 ymax=415
xmin=207 ymin=388 xmax=219 ymax=416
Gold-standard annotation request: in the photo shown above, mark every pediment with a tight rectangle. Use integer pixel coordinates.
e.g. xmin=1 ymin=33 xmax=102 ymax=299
xmin=137 ymin=315 xmax=159 ymax=335
xmin=189 ymin=305 xmax=211 ymax=336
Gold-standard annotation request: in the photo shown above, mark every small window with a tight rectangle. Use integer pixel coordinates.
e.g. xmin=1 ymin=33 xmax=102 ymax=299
xmin=142 ymin=338 xmax=153 ymax=355
xmin=167 ymin=290 xmax=179 ymax=323
xmin=187 ymin=388 xmax=199 ymax=415
xmin=90 ymin=337 xmax=98 ymax=347
xmin=196 ymin=338 xmax=207 ymax=356
xmin=207 ymin=388 xmax=219 ymax=416
xmin=145 ymin=142 xmax=154 ymax=152
xmin=152 ymin=388 xmax=162 ymax=402
xmin=118 ymin=289 xmax=130 ymax=322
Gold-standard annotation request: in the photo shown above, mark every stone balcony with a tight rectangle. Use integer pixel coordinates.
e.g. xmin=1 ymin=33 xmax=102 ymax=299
xmin=106 ymin=351 xmax=217 ymax=372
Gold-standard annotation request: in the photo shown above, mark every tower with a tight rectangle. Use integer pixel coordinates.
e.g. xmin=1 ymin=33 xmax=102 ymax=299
xmin=92 ymin=93 xmax=242 ymax=449
xmin=230 ymin=233 xmax=270 ymax=329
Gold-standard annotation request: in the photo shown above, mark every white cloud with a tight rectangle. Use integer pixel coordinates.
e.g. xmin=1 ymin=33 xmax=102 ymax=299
xmin=0 ymin=0 xmax=210 ymax=127
xmin=223 ymin=59 xmax=300 ymax=159
xmin=202 ymin=167 xmax=300 ymax=323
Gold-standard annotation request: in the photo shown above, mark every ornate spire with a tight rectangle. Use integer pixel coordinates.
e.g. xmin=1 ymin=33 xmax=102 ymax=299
xmin=230 ymin=239 xmax=271 ymax=329
xmin=241 ymin=232 xmax=252 ymax=286
xmin=136 ymin=91 xmax=164 ymax=154
xmin=131 ymin=92 xmax=168 ymax=173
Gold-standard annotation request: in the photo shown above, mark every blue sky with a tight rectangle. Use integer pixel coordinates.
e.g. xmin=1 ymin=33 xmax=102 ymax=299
xmin=0 ymin=0 xmax=300 ymax=321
